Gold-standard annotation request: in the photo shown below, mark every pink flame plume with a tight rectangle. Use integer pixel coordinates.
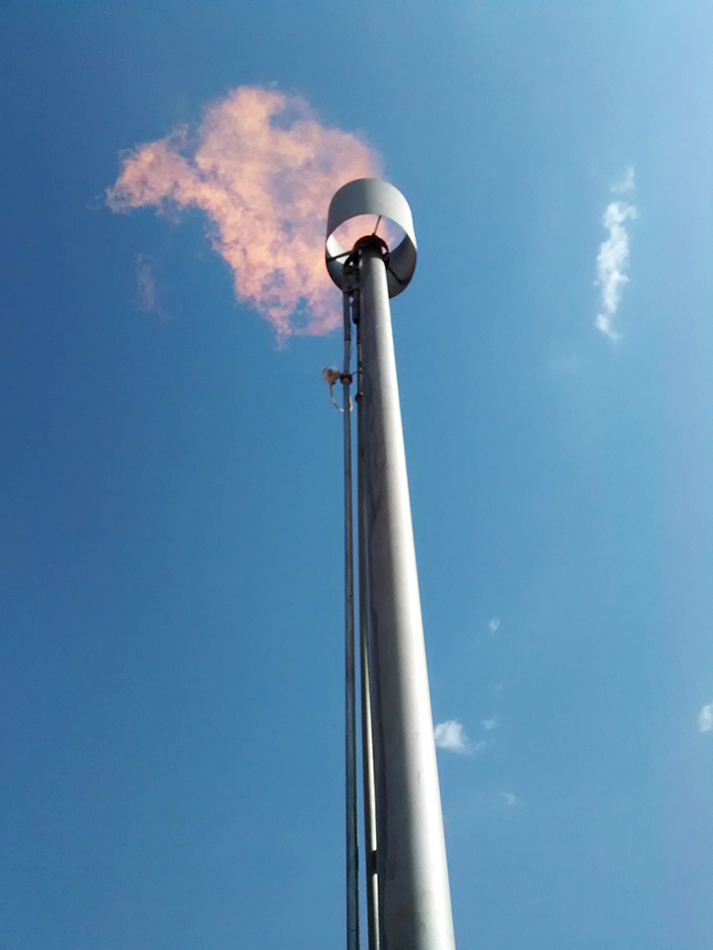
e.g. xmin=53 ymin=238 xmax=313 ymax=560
xmin=107 ymin=86 xmax=382 ymax=340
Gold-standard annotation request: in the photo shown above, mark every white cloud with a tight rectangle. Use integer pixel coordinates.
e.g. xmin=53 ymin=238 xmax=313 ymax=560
xmin=698 ymin=703 xmax=713 ymax=732
xmin=434 ymin=720 xmax=469 ymax=754
xmin=135 ymin=253 xmax=167 ymax=319
xmin=594 ymin=169 xmax=637 ymax=342
xmin=481 ymin=718 xmax=497 ymax=731
xmin=502 ymin=792 xmax=518 ymax=806
xmin=549 ymin=353 xmax=579 ymax=375
xmin=488 ymin=618 xmax=500 ymax=634
xmin=611 ymin=165 xmax=635 ymax=194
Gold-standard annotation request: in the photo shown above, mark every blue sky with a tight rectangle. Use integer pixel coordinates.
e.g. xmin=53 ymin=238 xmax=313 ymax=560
xmin=2 ymin=3 xmax=712 ymax=949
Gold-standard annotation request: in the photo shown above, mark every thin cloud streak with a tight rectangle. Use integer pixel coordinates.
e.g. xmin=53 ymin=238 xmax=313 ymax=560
xmin=107 ymin=86 xmax=381 ymax=341
xmin=594 ymin=169 xmax=637 ymax=341
xmin=135 ymin=254 xmax=166 ymax=319
xmin=699 ymin=703 xmax=713 ymax=732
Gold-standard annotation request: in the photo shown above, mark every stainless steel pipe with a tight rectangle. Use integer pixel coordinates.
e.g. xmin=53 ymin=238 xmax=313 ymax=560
xmin=358 ymin=243 xmax=455 ymax=950
xmin=327 ymin=180 xmax=456 ymax=950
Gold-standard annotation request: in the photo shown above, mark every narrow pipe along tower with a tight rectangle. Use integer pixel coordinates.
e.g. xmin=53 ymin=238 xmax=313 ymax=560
xmin=326 ymin=179 xmax=457 ymax=950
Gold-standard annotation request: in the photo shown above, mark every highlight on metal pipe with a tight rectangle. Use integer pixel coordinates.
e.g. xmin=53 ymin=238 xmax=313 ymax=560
xmin=326 ymin=179 xmax=456 ymax=950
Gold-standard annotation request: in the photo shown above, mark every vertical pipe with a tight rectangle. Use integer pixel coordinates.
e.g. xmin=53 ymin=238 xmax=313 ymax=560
xmin=343 ymin=291 xmax=360 ymax=950
xmin=358 ymin=243 xmax=456 ymax=950
xmin=355 ymin=291 xmax=380 ymax=950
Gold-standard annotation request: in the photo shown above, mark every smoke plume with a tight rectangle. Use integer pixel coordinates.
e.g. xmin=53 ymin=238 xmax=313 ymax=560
xmin=107 ymin=86 xmax=381 ymax=340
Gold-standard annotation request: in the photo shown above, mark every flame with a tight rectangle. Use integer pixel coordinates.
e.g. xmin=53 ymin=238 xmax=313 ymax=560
xmin=107 ymin=86 xmax=382 ymax=340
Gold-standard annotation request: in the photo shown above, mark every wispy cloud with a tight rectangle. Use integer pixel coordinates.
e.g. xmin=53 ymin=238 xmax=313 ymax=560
xmin=594 ymin=168 xmax=637 ymax=342
xmin=481 ymin=718 xmax=497 ymax=731
xmin=549 ymin=353 xmax=579 ymax=375
xmin=611 ymin=165 xmax=635 ymax=194
xmin=698 ymin=703 xmax=713 ymax=732
xmin=502 ymin=792 xmax=518 ymax=806
xmin=434 ymin=720 xmax=470 ymax=754
xmin=488 ymin=617 xmax=500 ymax=634
xmin=135 ymin=254 xmax=167 ymax=319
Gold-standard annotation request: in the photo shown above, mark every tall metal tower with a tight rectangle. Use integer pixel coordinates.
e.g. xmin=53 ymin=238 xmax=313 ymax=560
xmin=326 ymin=179 xmax=456 ymax=950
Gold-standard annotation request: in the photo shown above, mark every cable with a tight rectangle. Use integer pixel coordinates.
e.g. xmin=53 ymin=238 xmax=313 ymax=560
xmin=343 ymin=286 xmax=360 ymax=950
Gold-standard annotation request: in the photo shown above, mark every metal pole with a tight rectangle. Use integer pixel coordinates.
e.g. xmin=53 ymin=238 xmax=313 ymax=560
xmin=355 ymin=289 xmax=380 ymax=950
xmin=343 ymin=289 xmax=360 ymax=950
xmin=358 ymin=241 xmax=456 ymax=950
